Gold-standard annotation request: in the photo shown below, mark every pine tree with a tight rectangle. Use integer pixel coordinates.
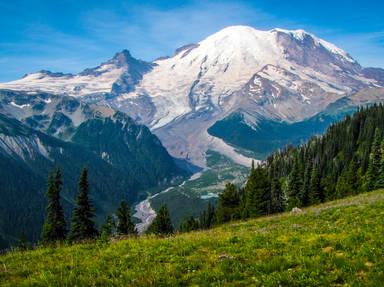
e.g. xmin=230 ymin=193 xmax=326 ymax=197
xmin=244 ymin=166 xmax=270 ymax=217
xmin=287 ymin=157 xmax=303 ymax=209
xmin=335 ymin=171 xmax=349 ymax=199
xmin=309 ymin=166 xmax=321 ymax=204
xmin=375 ymin=139 xmax=384 ymax=188
xmin=69 ymin=168 xmax=98 ymax=241
xmin=179 ymin=216 xmax=199 ymax=232
xmin=366 ymin=128 xmax=382 ymax=191
xmin=301 ymin=159 xmax=312 ymax=206
xmin=116 ymin=201 xmax=136 ymax=235
xmin=100 ymin=215 xmax=115 ymax=239
xmin=346 ymin=156 xmax=360 ymax=194
xmin=270 ymin=167 xmax=285 ymax=213
xmin=148 ymin=205 xmax=174 ymax=235
xmin=199 ymin=202 xmax=215 ymax=229
xmin=216 ymin=183 xmax=241 ymax=223
xmin=41 ymin=168 xmax=66 ymax=243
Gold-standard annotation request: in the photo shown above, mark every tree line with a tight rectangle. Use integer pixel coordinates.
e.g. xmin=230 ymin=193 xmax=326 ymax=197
xmin=19 ymin=104 xmax=384 ymax=245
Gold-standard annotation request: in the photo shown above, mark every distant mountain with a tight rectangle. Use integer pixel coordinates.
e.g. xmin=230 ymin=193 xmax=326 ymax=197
xmin=0 ymin=93 xmax=187 ymax=249
xmin=1 ymin=26 xmax=383 ymax=167
xmin=0 ymin=50 xmax=153 ymax=99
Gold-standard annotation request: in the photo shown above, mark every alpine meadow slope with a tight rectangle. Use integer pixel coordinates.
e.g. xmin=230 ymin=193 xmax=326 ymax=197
xmin=1 ymin=190 xmax=383 ymax=286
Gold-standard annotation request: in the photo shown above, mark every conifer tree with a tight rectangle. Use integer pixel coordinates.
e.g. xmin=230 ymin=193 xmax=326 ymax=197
xmin=346 ymin=156 xmax=360 ymax=194
xmin=366 ymin=128 xmax=382 ymax=191
xmin=41 ymin=168 xmax=66 ymax=243
xmin=116 ymin=201 xmax=136 ymax=235
xmin=335 ymin=171 xmax=349 ymax=198
xmin=199 ymin=202 xmax=215 ymax=229
xmin=100 ymin=215 xmax=115 ymax=239
xmin=309 ymin=166 xmax=321 ymax=204
xmin=69 ymin=168 xmax=98 ymax=241
xmin=270 ymin=166 xmax=285 ymax=213
xmin=179 ymin=216 xmax=199 ymax=232
xmin=375 ymin=139 xmax=384 ymax=188
xmin=216 ymin=183 xmax=241 ymax=223
xmin=301 ymin=159 xmax=312 ymax=206
xmin=244 ymin=166 xmax=270 ymax=217
xmin=287 ymin=157 xmax=303 ymax=209
xmin=148 ymin=205 xmax=174 ymax=235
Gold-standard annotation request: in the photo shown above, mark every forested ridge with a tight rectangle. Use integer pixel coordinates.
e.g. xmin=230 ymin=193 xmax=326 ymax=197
xmin=211 ymin=104 xmax=384 ymax=225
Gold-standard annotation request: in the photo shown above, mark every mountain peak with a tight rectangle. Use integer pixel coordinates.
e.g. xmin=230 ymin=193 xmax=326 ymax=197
xmin=270 ymin=28 xmax=310 ymax=40
xmin=203 ymin=26 xmax=354 ymax=63
xmin=109 ymin=49 xmax=133 ymax=66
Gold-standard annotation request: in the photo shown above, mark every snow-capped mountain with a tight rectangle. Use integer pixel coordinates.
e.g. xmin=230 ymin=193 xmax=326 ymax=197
xmin=1 ymin=25 xmax=383 ymax=167
xmin=0 ymin=50 xmax=153 ymax=98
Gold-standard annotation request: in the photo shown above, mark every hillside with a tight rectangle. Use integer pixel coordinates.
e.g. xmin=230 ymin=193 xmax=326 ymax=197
xmin=1 ymin=190 xmax=383 ymax=286
xmin=0 ymin=110 xmax=187 ymax=249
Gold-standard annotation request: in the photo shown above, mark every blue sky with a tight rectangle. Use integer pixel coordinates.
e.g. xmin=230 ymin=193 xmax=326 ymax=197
xmin=0 ymin=0 xmax=383 ymax=81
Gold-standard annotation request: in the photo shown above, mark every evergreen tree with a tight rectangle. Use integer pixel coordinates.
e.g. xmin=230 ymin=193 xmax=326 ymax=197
xmin=116 ymin=201 xmax=136 ymax=235
xmin=270 ymin=167 xmax=285 ymax=213
xmin=335 ymin=171 xmax=349 ymax=199
xmin=244 ymin=166 xmax=270 ymax=217
xmin=199 ymin=202 xmax=215 ymax=229
xmin=346 ymin=156 xmax=360 ymax=194
xmin=375 ymin=139 xmax=384 ymax=188
xmin=216 ymin=183 xmax=241 ymax=223
xmin=148 ymin=205 xmax=174 ymax=235
xmin=366 ymin=128 xmax=382 ymax=191
xmin=100 ymin=215 xmax=115 ymax=239
xmin=179 ymin=216 xmax=199 ymax=232
xmin=287 ymin=157 xmax=303 ymax=209
xmin=69 ymin=168 xmax=98 ymax=241
xmin=301 ymin=159 xmax=312 ymax=206
xmin=41 ymin=168 xmax=66 ymax=243
xmin=309 ymin=166 xmax=321 ymax=204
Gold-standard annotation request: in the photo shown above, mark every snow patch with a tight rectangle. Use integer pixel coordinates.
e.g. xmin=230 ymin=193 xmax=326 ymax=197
xmin=10 ymin=101 xmax=30 ymax=109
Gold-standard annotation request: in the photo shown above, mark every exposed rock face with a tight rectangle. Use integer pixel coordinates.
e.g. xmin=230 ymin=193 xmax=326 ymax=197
xmin=362 ymin=68 xmax=384 ymax=86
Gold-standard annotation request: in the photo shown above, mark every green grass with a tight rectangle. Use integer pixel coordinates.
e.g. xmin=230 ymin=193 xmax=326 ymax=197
xmin=1 ymin=190 xmax=384 ymax=286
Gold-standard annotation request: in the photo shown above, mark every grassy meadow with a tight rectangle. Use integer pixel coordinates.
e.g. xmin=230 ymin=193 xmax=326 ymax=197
xmin=1 ymin=190 xmax=384 ymax=286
